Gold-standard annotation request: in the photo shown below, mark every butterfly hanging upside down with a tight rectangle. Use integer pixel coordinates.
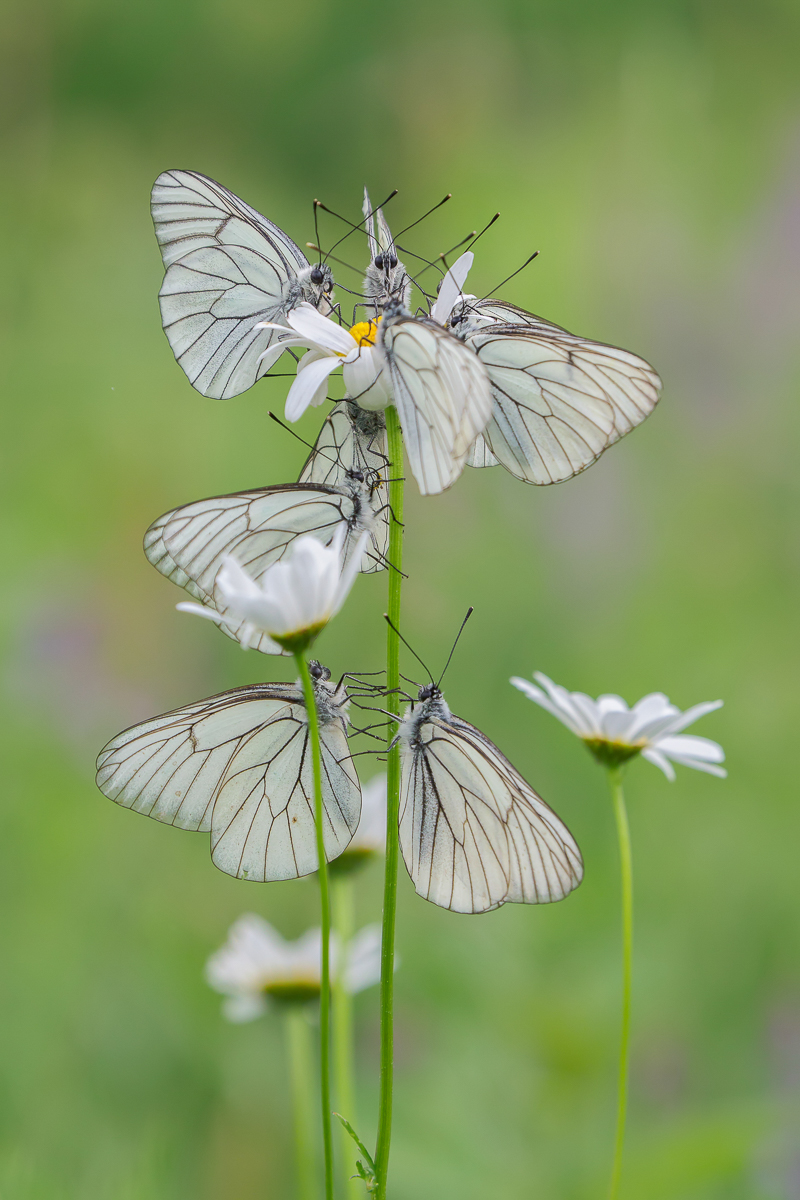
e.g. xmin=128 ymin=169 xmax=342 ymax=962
xmin=95 ymin=662 xmax=361 ymax=883
xmin=394 ymin=682 xmax=584 ymax=914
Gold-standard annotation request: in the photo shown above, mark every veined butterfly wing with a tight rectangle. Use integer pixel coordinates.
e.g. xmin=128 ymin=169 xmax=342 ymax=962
xmin=467 ymin=322 xmax=661 ymax=484
xmin=297 ymin=403 xmax=390 ymax=573
xmin=448 ymin=298 xmax=662 ymax=484
xmin=466 ymin=435 xmax=499 ymax=469
xmin=96 ymin=669 xmax=361 ymax=881
xmin=449 ymin=296 xmax=569 ymax=334
xmin=151 ymin=170 xmax=334 ymax=399
xmin=380 ymin=308 xmax=492 ymax=495
xmin=299 ymin=402 xmax=389 ymax=487
xmin=397 ymin=686 xmax=583 ymax=913
xmin=144 ymin=481 xmax=386 ymax=651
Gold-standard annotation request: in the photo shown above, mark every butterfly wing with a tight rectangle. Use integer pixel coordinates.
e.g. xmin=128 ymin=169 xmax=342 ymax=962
xmin=466 ymin=299 xmax=570 ymax=332
xmin=96 ymin=683 xmax=361 ymax=881
xmin=399 ymin=710 xmax=583 ymax=913
xmin=466 ymin=322 xmax=662 ymax=485
xmin=297 ymin=403 xmax=390 ymax=573
xmin=466 ymin=434 xmax=499 ymax=469
xmin=299 ymin=402 xmax=389 ymax=487
xmin=381 ymin=315 xmax=492 ymax=495
xmin=144 ymin=484 xmax=357 ymax=650
xmin=151 ymin=170 xmax=317 ymax=400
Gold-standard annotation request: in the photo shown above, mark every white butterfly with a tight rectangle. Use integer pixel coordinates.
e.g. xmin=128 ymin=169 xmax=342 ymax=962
xmin=151 ymin=170 xmax=334 ymax=399
xmin=96 ymin=662 xmax=361 ymax=882
xmin=362 ymin=189 xmax=411 ymax=314
xmin=396 ymin=683 xmax=584 ymax=913
xmin=144 ymin=473 xmax=390 ymax=652
xmin=298 ymin=401 xmax=389 ymax=489
xmin=379 ymin=300 xmax=493 ymax=495
xmin=446 ymin=295 xmax=662 ymax=484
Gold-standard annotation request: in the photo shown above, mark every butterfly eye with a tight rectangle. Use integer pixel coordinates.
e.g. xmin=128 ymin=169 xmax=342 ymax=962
xmin=388 ymin=255 xmax=398 ymax=269
xmin=310 ymin=266 xmax=324 ymax=285
xmin=374 ymin=255 xmax=384 ymax=271
xmin=309 ymin=660 xmax=324 ymax=679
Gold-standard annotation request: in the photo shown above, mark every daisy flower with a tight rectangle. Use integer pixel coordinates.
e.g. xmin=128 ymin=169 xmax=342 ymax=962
xmin=257 ymin=304 xmax=393 ymax=418
xmin=206 ymin=915 xmax=382 ymax=1023
xmin=510 ymin=672 xmax=726 ymax=780
xmin=178 ymin=525 xmax=367 ymax=654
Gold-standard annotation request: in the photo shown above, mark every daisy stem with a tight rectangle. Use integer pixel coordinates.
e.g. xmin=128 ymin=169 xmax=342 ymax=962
xmin=608 ymin=765 xmax=633 ymax=1200
xmin=375 ymin=405 xmax=405 ymax=1199
xmin=295 ymin=652 xmax=334 ymax=1200
xmin=332 ymin=876 xmax=360 ymax=1198
xmin=285 ymin=1007 xmax=318 ymax=1200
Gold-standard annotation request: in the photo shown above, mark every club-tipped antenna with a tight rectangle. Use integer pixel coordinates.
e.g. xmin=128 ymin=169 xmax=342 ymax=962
xmin=482 ymin=251 xmax=540 ymax=299
xmin=320 ymin=190 xmax=398 ymax=259
xmin=408 ymin=231 xmax=476 ymax=286
xmin=465 ymin=211 xmax=500 ymax=253
xmin=383 ymin=614 xmax=435 ymax=687
xmin=437 ymin=607 xmax=474 ymax=688
xmin=312 ymin=200 xmax=322 ymax=265
xmin=306 ymin=243 xmax=361 ymax=275
xmin=392 ymin=194 xmax=452 ymax=240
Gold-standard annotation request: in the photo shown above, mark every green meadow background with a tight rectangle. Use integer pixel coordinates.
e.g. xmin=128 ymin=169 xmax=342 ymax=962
xmin=2 ymin=0 xmax=799 ymax=1196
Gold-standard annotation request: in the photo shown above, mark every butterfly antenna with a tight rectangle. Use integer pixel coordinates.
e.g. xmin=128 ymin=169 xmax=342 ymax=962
xmin=321 ymin=190 xmax=398 ymax=259
xmin=407 ymin=231 xmax=477 ymax=289
xmin=267 ymin=411 xmax=341 ymax=468
xmin=465 ymin=211 xmax=500 ymax=253
xmin=383 ymin=614 xmax=435 ymax=686
xmin=392 ymin=194 xmax=452 ymax=240
xmin=436 ymin=607 xmax=474 ymax=688
xmin=312 ymin=200 xmax=323 ymax=266
xmin=482 ymin=251 xmax=540 ymax=299
xmin=306 ymin=244 xmax=361 ymax=275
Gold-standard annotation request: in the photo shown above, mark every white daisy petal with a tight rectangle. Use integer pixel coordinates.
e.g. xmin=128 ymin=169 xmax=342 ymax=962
xmin=656 ymin=700 xmax=724 ymax=738
xmin=640 ymin=747 xmax=677 ymax=781
xmin=513 ymin=672 xmax=726 ymax=782
xmin=656 ymin=734 xmax=726 ymax=764
xmin=287 ymin=304 xmax=356 ymax=354
xmin=431 ymin=251 xmax=474 ymax=325
xmin=285 ymin=355 xmax=341 ymax=421
xmin=510 ymin=677 xmax=585 ymax=736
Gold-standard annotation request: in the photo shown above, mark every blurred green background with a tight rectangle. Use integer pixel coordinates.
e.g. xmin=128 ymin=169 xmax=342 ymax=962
xmin=2 ymin=0 xmax=799 ymax=1196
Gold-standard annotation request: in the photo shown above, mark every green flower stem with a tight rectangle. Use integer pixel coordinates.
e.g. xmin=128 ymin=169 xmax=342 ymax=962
xmin=285 ymin=1007 xmax=318 ymax=1200
xmin=295 ymin=652 xmax=334 ymax=1200
xmin=608 ymin=766 xmax=633 ymax=1200
xmin=332 ymin=876 xmax=360 ymax=1198
xmin=375 ymin=405 xmax=405 ymax=1199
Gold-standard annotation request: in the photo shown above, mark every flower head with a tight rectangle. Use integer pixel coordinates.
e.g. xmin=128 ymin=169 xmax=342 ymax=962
xmin=329 ymin=774 xmax=387 ymax=876
xmin=206 ymin=915 xmax=382 ymax=1022
xmin=511 ymin=672 xmax=726 ymax=780
xmin=256 ymin=304 xmax=393 ymax=419
xmin=178 ymin=525 xmax=366 ymax=653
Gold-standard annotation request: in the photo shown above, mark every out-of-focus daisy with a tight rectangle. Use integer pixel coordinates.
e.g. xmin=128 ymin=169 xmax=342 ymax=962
xmin=178 ymin=526 xmax=366 ymax=654
xmin=510 ymin=672 xmax=726 ymax=780
xmin=330 ymin=774 xmax=387 ymax=876
xmin=206 ymin=915 xmax=382 ymax=1023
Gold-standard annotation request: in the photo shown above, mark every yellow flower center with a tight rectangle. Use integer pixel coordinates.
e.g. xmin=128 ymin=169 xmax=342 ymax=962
xmin=349 ymin=318 xmax=380 ymax=348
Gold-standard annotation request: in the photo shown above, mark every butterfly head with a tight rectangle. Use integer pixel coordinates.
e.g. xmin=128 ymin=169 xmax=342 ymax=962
xmin=363 ymin=190 xmax=411 ymax=313
xmin=308 ymin=660 xmax=331 ymax=683
xmin=445 ymin=296 xmax=481 ymax=339
xmin=301 ymin=262 xmax=335 ymax=312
